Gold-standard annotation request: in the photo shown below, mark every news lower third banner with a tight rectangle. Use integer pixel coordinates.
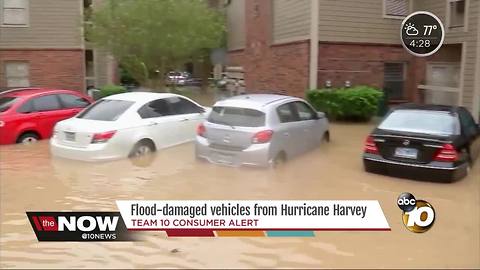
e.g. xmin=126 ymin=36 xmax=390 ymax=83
xmin=117 ymin=200 xmax=391 ymax=237
xmin=27 ymin=200 xmax=391 ymax=241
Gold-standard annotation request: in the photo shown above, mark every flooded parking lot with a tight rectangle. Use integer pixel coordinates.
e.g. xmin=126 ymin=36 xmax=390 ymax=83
xmin=0 ymin=123 xmax=479 ymax=268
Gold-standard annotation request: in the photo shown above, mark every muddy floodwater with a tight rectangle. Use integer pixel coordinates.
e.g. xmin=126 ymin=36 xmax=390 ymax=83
xmin=0 ymin=123 xmax=479 ymax=268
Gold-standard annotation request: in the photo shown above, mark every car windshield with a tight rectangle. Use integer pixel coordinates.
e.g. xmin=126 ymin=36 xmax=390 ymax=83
xmin=77 ymin=99 xmax=134 ymax=121
xmin=378 ymin=109 xmax=459 ymax=136
xmin=208 ymin=106 xmax=265 ymax=127
xmin=0 ymin=96 xmax=18 ymax=112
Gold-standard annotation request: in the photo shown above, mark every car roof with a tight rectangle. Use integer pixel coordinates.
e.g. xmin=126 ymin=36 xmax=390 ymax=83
xmin=392 ymin=103 xmax=460 ymax=114
xmin=0 ymin=88 xmax=81 ymax=98
xmin=214 ymin=94 xmax=294 ymax=109
xmin=104 ymin=91 xmax=181 ymax=102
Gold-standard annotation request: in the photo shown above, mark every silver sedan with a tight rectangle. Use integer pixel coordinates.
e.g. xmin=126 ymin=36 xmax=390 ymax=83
xmin=195 ymin=94 xmax=329 ymax=167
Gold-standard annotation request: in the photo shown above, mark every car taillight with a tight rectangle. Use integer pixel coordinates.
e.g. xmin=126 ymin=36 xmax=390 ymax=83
xmin=197 ymin=123 xmax=206 ymax=137
xmin=433 ymin=143 xmax=458 ymax=162
xmin=91 ymin=131 xmax=116 ymax=144
xmin=0 ymin=121 xmax=4 ymax=127
xmin=364 ymin=135 xmax=379 ymax=154
xmin=252 ymin=130 xmax=273 ymax=144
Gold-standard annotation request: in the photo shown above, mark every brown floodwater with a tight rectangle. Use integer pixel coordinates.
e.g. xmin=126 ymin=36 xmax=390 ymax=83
xmin=0 ymin=123 xmax=479 ymax=269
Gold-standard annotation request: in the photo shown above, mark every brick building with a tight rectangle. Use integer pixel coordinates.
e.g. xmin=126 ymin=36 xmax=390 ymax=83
xmin=0 ymin=0 xmax=116 ymax=92
xmin=225 ymin=0 xmax=480 ymax=121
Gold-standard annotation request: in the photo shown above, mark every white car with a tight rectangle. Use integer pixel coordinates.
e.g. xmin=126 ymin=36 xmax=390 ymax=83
xmin=50 ymin=92 xmax=210 ymax=161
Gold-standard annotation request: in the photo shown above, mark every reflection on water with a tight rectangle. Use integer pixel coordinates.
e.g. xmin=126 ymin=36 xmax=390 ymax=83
xmin=0 ymin=123 xmax=479 ymax=268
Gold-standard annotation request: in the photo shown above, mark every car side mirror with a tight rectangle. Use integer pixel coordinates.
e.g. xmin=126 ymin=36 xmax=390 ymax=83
xmin=317 ymin=111 xmax=326 ymax=119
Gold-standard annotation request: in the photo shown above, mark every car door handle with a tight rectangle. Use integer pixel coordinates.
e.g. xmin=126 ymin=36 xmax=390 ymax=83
xmin=149 ymin=121 xmax=158 ymax=126
xmin=304 ymin=129 xmax=310 ymax=132
xmin=180 ymin=118 xmax=189 ymax=122
xmin=283 ymin=132 xmax=290 ymax=137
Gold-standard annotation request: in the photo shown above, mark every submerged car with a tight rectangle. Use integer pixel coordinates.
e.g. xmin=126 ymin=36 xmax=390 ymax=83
xmin=363 ymin=104 xmax=480 ymax=182
xmin=195 ymin=94 xmax=329 ymax=167
xmin=0 ymin=88 xmax=92 ymax=145
xmin=50 ymin=92 xmax=209 ymax=161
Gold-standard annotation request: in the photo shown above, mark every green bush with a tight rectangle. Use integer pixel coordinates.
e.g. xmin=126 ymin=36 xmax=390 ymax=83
xmin=98 ymin=85 xmax=127 ymax=98
xmin=306 ymin=86 xmax=384 ymax=122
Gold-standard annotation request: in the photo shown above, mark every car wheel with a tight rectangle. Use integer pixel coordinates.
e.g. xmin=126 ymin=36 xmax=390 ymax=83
xmin=129 ymin=140 xmax=156 ymax=168
xmin=322 ymin=131 xmax=330 ymax=143
xmin=129 ymin=140 xmax=155 ymax=158
xmin=17 ymin=133 xmax=39 ymax=144
xmin=270 ymin=152 xmax=287 ymax=168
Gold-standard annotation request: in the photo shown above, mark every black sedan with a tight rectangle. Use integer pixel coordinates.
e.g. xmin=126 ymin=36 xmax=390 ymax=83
xmin=363 ymin=104 xmax=480 ymax=182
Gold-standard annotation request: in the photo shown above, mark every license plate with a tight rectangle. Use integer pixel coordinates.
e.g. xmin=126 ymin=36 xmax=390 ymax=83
xmin=394 ymin=147 xmax=418 ymax=159
xmin=64 ymin=132 xmax=76 ymax=141
xmin=213 ymin=151 xmax=234 ymax=164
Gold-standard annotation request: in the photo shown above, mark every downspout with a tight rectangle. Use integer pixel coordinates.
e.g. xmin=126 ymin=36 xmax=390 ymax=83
xmin=309 ymin=0 xmax=319 ymax=90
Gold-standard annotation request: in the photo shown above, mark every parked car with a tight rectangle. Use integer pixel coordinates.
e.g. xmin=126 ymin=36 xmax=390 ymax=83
xmin=50 ymin=92 xmax=210 ymax=161
xmin=363 ymin=104 xmax=480 ymax=182
xmin=195 ymin=94 xmax=330 ymax=167
xmin=0 ymin=88 xmax=93 ymax=145
xmin=166 ymin=71 xmax=189 ymax=86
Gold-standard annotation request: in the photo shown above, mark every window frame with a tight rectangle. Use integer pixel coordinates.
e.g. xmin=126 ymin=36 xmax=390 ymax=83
xmin=137 ymin=98 xmax=174 ymax=119
xmin=167 ymin=96 xmax=205 ymax=115
xmin=57 ymin=94 xmax=91 ymax=109
xmin=446 ymin=0 xmax=468 ymax=32
xmin=383 ymin=0 xmax=411 ymax=20
xmin=0 ymin=0 xmax=29 ymax=27
xmin=31 ymin=94 xmax=63 ymax=112
xmin=4 ymin=61 xmax=30 ymax=88
xmin=293 ymin=101 xmax=317 ymax=121
xmin=384 ymin=62 xmax=407 ymax=100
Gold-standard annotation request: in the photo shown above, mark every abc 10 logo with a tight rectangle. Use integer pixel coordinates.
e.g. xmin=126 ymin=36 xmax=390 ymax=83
xmin=397 ymin=192 xmax=435 ymax=233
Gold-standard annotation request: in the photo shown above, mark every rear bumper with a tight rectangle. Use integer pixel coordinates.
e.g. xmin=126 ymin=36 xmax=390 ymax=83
xmin=50 ymin=139 xmax=127 ymax=162
xmin=195 ymin=136 xmax=271 ymax=167
xmin=362 ymin=153 xmax=468 ymax=182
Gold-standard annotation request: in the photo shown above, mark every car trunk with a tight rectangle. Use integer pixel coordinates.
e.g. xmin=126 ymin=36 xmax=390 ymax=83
xmin=204 ymin=122 xmax=263 ymax=151
xmin=54 ymin=118 xmax=120 ymax=148
xmin=373 ymin=129 xmax=452 ymax=164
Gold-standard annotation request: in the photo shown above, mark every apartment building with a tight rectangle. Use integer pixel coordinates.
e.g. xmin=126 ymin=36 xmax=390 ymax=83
xmin=225 ymin=0 xmax=480 ymax=121
xmin=0 ymin=0 xmax=116 ymax=92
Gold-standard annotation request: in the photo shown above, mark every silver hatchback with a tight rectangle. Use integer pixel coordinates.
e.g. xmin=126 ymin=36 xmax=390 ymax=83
xmin=195 ymin=94 xmax=329 ymax=167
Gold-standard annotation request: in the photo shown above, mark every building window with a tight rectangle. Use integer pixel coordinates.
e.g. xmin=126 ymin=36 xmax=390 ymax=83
xmin=384 ymin=0 xmax=409 ymax=18
xmin=5 ymin=61 xmax=30 ymax=87
xmin=426 ymin=63 xmax=461 ymax=88
xmin=384 ymin=63 xmax=406 ymax=100
xmin=1 ymin=0 xmax=29 ymax=26
xmin=448 ymin=0 xmax=466 ymax=30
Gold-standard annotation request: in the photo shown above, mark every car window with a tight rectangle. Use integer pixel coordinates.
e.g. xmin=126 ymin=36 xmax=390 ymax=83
xmin=294 ymin=101 xmax=316 ymax=121
xmin=58 ymin=94 xmax=90 ymax=109
xmin=208 ymin=106 xmax=265 ymax=127
xmin=32 ymin=95 xmax=62 ymax=112
xmin=378 ymin=109 xmax=459 ymax=136
xmin=276 ymin=103 xmax=297 ymax=123
xmin=77 ymin=99 xmax=133 ymax=121
xmin=168 ymin=97 xmax=203 ymax=115
xmin=458 ymin=108 xmax=477 ymax=137
xmin=137 ymin=99 xmax=172 ymax=118
xmin=17 ymin=99 xmax=33 ymax=113
xmin=0 ymin=96 xmax=18 ymax=112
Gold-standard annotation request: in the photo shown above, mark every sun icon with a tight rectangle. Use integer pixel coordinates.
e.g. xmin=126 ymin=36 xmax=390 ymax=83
xmin=404 ymin=22 xmax=419 ymax=36
xmin=404 ymin=22 xmax=415 ymax=31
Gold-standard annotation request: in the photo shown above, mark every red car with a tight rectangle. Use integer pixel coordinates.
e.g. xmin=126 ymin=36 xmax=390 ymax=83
xmin=0 ymin=88 xmax=93 ymax=145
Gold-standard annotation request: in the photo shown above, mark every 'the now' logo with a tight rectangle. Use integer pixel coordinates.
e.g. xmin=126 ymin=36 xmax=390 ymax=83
xmin=31 ymin=215 xmax=119 ymax=232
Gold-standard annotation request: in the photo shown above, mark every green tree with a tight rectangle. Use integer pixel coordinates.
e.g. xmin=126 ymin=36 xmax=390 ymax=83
xmin=87 ymin=0 xmax=225 ymax=91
